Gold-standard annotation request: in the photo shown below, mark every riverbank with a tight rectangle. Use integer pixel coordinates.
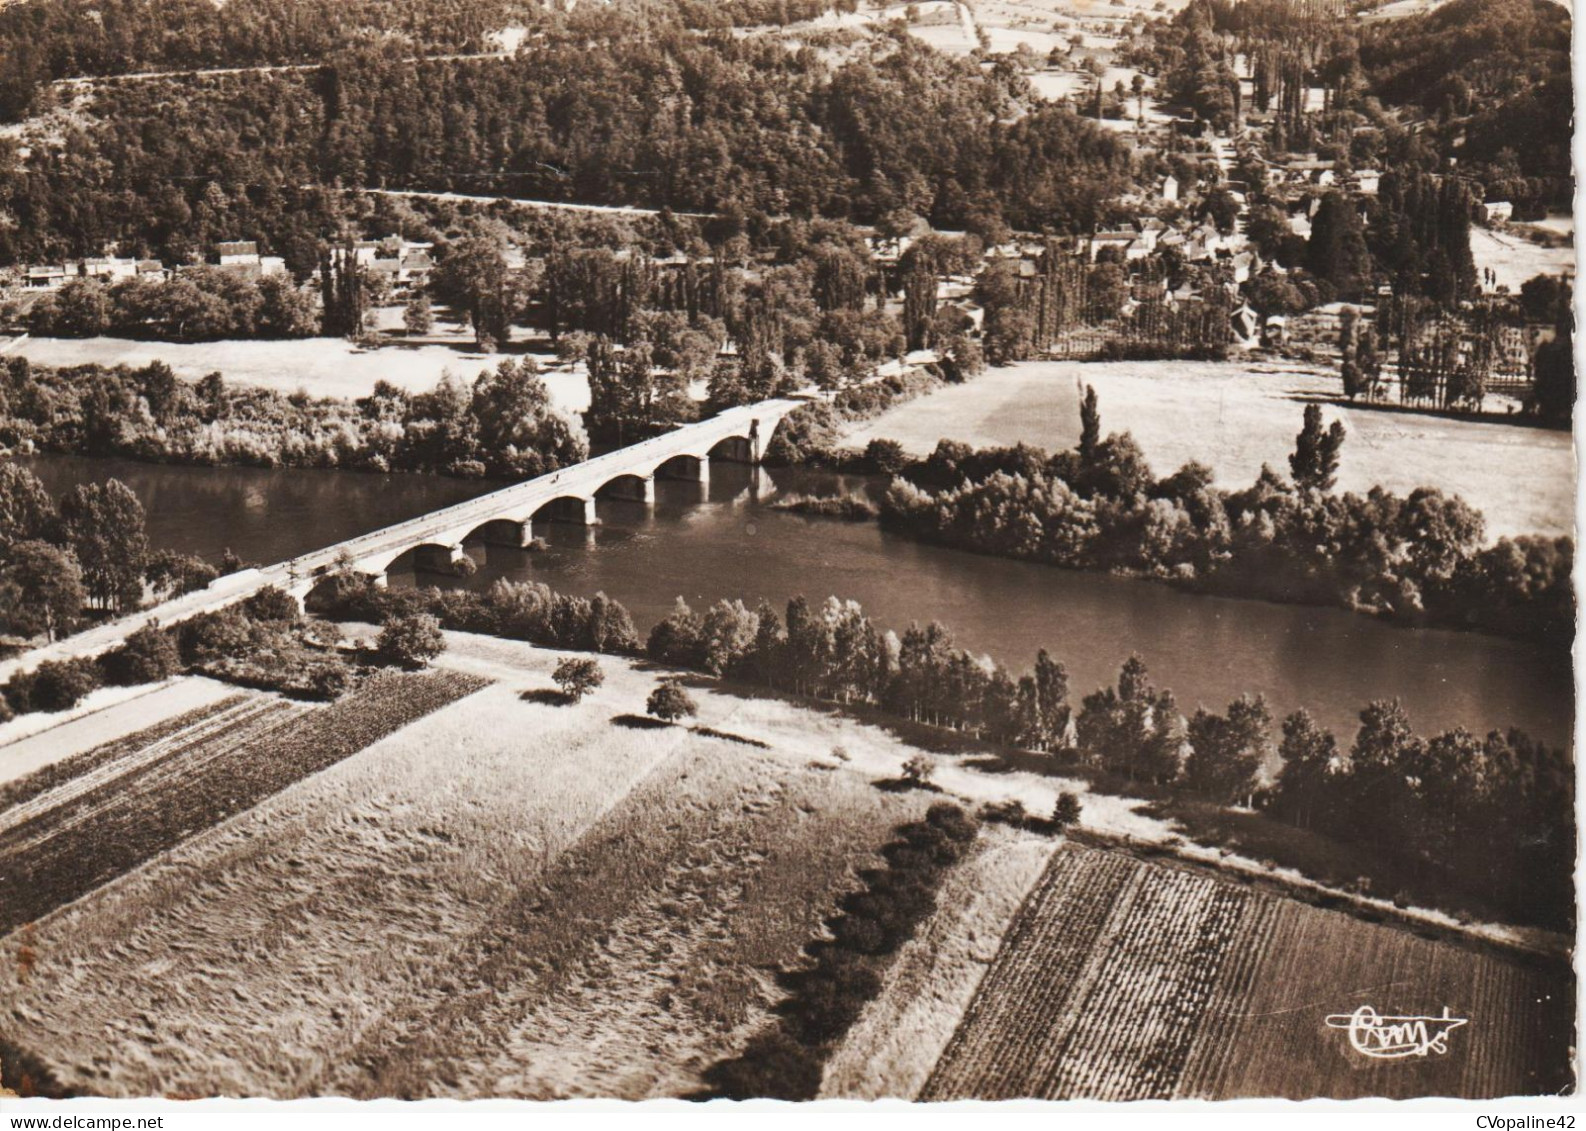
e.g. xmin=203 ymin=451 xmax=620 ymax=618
xmin=17 ymin=454 xmax=1570 ymax=748
xmin=841 ymin=359 xmax=1574 ymax=540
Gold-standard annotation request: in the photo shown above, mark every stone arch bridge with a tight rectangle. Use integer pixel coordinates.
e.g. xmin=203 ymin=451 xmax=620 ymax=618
xmin=0 ymin=399 xmax=803 ymax=680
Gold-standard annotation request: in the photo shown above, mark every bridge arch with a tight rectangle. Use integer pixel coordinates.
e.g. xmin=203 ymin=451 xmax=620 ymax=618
xmin=531 ymin=494 xmax=598 ymax=526
xmin=707 ymin=433 xmax=757 ymax=464
xmin=650 ymin=452 xmax=711 ymax=484
xmin=460 ymin=517 xmax=535 ymax=549
xmin=594 ymin=472 xmax=656 ymax=504
xmin=366 ymin=540 xmax=468 ymax=578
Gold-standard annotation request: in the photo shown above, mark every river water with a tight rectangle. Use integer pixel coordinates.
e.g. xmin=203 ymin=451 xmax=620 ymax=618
xmin=22 ymin=454 xmax=1573 ymax=748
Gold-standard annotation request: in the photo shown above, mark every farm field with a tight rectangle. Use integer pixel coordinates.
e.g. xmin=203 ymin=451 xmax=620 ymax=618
xmin=842 ymin=358 xmax=1575 ymax=538
xmin=917 ymin=844 xmax=1574 ymax=1100
xmin=0 ymin=636 xmax=936 ymax=1098
xmin=0 ymin=669 xmax=486 ymax=937
xmin=3 ymin=330 xmax=591 ymax=410
xmin=0 ymin=631 xmax=1573 ymax=1099
xmin=0 ymin=676 xmax=234 ymax=787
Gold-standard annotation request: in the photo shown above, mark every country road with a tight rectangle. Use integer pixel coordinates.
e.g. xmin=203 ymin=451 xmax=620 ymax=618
xmin=51 ymin=49 xmax=511 ymax=88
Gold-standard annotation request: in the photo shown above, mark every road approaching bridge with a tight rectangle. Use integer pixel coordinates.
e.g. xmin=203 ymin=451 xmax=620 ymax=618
xmin=0 ymin=399 xmax=803 ymax=681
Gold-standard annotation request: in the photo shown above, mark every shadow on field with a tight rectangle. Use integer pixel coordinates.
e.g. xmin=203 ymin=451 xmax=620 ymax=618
xmin=611 ymin=713 xmax=672 ymax=730
xmin=690 ymin=724 xmax=770 ymax=749
xmin=1284 ymin=390 xmax=1563 ymax=431
xmin=872 ymin=777 xmax=943 ymax=794
xmin=520 ymin=688 xmax=574 ymax=706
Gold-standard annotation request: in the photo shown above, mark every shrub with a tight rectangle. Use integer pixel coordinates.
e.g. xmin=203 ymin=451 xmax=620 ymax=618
xmin=901 ymin=753 xmax=935 ymax=786
xmin=699 ymin=1031 xmax=824 ymax=1101
xmin=22 ymin=658 xmax=101 ymax=712
xmin=243 ymin=585 xmax=301 ymax=624
xmin=552 ymin=657 xmax=603 ymax=703
xmin=307 ymin=663 xmax=354 ymax=701
xmin=646 ymin=681 xmax=698 ymax=723
xmin=864 ymin=437 xmax=910 ymax=475
xmin=177 ymin=607 xmax=256 ymax=665
xmin=102 ymin=624 xmax=182 ymax=685
xmin=376 ymin=613 xmax=446 ymax=669
xmin=979 ymin=798 xmax=1029 ymax=827
xmin=782 ymin=950 xmax=883 ymax=1043
xmin=926 ymin=801 xmax=978 ymax=843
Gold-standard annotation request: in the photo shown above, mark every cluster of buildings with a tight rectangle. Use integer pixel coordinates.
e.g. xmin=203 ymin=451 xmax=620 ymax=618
xmin=17 ymin=235 xmax=435 ymax=294
xmin=21 ymin=241 xmax=286 ymax=290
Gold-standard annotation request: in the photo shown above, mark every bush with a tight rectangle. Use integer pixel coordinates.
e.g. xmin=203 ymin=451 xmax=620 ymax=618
xmin=102 ymin=624 xmax=182 ymax=685
xmin=926 ymin=801 xmax=978 ymax=843
xmin=979 ymin=798 xmax=1029 ymax=827
xmin=243 ymin=585 xmax=301 ymax=624
xmin=177 ymin=607 xmax=256 ymax=665
xmin=18 ymin=658 xmax=102 ymax=713
xmin=307 ymin=663 xmax=354 ymax=701
xmin=646 ymin=681 xmax=698 ymax=722
xmin=864 ymin=437 xmax=910 ymax=475
xmin=900 ymin=753 xmax=935 ymax=786
xmin=376 ymin=613 xmax=446 ymax=669
xmin=552 ymin=656 xmax=603 ymax=703
xmin=781 ymin=950 xmax=883 ymax=1043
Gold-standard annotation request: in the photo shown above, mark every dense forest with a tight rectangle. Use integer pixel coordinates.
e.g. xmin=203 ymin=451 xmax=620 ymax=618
xmin=1131 ymin=0 xmax=1571 ymax=211
xmin=0 ymin=0 xmax=851 ymax=119
xmin=0 ymin=6 xmax=1136 ymax=265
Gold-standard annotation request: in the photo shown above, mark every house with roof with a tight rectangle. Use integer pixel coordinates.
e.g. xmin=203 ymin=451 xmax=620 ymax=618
xmin=216 ymin=241 xmax=261 ymax=265
xmin=81 ymin=256 xmax=139 ymax=283
xmin=24 ymin=265 xmax=69 ymax=289
xmin=1088 ymin=230 xmax=1138 ymax=261
xmin=1350 ymin=169 xmax=1381 ymax=195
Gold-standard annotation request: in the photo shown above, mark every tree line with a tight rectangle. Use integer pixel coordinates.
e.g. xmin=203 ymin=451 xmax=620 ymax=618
xmin=303 ymin=555 xmax=1570 ymax=929
xmin=16 ymin=269 xmax=319 ymax=341
xmin=872 ymin=396 xmax=1570 ymax=647
xmin=495 ymin=572 xmax=1562 ymax=931
xmin=0 ymin=355 xmax=586 ymax=479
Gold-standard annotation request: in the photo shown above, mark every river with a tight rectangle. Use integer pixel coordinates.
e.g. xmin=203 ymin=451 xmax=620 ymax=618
xmin=21 ymin=454 xmax=1573 ymax=748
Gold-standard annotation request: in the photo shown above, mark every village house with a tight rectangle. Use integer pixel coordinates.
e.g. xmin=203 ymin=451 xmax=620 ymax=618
xmin=23 ymin=255 xmax=163 ymax=289
xmin=210 ymin=240 xmax=287 ymax=278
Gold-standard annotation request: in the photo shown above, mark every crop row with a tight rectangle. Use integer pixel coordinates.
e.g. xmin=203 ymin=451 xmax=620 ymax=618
xmin=920 ymin=846 xmax=1139 ymax=1100
xmin=1039 ymin=867 xmax=1250 ymax=1100
xmin=0 ymin=696 xmax=288 ymax=841
xmin=0 ymin=670 xmax=488 ymax=935
xmin=0 ymin=695 xmax=247 ymax=814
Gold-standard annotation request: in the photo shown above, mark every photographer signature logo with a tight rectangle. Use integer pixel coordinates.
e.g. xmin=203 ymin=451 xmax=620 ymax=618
xmin=1324 ymin=1005 xmax=1468 ymax=1059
